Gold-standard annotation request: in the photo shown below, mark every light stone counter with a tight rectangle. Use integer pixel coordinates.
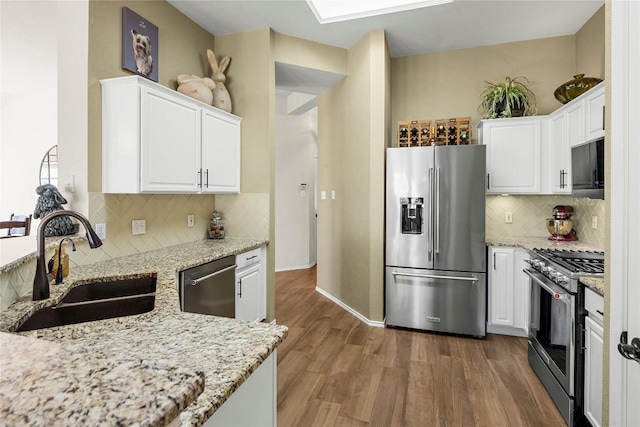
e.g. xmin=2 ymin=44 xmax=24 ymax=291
xmin=0 ymin=238 xmax=288 ymax=427
xmin=486 ymin=236 xmax=605 ymax=297
xmin=0 ymin=332 xmax=205 ymax=426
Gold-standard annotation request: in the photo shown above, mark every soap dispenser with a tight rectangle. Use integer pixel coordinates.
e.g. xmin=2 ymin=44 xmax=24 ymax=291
xmin=49 ymin=238 xmax=77 ymax=284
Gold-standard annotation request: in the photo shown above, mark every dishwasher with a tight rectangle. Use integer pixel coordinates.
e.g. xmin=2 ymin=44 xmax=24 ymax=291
xmin=178 ymin=255 xmax=237 ymax=318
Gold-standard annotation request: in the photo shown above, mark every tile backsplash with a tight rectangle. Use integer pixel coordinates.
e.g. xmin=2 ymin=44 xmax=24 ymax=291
xmin=214 ymin=193 xmax=270 ymax=240
xmin=486 ymin=195 xmax=605 ymax=248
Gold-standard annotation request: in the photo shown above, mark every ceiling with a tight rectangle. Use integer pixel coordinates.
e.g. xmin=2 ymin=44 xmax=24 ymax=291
xmin=167 ymin=0 xmax=603 ymax=98
xmin=168 ymin=0 xmax=603 ymax=58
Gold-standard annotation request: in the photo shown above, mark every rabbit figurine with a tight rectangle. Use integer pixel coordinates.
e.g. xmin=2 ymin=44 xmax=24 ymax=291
xmin=176 ymin=73 xmax=216 ymax=105
xmin=207 ymin=49 xmax=232 ymax=113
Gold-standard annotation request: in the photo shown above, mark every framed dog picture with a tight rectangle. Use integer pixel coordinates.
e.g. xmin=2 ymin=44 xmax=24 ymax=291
xmin=122 ymin=7 xmax=158 ymax=82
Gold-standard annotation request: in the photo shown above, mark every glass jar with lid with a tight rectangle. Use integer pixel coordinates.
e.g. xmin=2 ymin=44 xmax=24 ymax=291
xmin=209 ymin=211 xmax=225 ymax=239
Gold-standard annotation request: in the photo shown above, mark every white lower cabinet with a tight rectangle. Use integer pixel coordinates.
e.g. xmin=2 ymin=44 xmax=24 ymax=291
xmin=168 ymin=352 xmax=277 ymax=427
xmin=204 ymin=352 xmax=276 ymax=427
xmin=584 ymin=288 xmax=604 ymax=427
xmin=487 ymin=246 xmax=530 ymax=337
xmin=235 ymin=246 xmax=266 ymax=322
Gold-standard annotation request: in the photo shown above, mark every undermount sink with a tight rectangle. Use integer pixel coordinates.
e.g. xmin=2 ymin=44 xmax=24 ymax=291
xmin=16 ymin=277 xmax=156 ymax=332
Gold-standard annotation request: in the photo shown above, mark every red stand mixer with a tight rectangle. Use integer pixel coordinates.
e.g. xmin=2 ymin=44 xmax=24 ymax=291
xmin=547 ymin=205 xmax=578 ymax=241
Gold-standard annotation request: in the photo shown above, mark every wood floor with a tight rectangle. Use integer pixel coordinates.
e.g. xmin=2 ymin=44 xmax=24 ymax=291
xmin=275 ymin=266 xmax=566 ymax=427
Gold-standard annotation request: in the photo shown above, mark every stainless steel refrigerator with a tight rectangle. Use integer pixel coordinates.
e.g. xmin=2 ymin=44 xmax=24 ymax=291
xmin=385 ymin=145 xmax=487 ymax=337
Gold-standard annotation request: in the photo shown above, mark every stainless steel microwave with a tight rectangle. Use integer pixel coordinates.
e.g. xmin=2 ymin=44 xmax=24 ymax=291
xmin=572 ymin=138 xmax=604 ymax=199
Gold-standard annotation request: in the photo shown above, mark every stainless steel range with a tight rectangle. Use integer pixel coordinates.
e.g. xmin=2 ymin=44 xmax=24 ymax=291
xmin=524 ymin=248 xmax=604 ymax=426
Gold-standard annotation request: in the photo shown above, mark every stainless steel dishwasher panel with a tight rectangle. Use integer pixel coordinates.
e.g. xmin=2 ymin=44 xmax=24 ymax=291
xmin=179 ymin=255 xmax=237 ymax=318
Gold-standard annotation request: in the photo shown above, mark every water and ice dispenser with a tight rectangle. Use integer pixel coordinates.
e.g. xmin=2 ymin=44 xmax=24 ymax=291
xmin=400 ymin=197 xmax=423 ymax=234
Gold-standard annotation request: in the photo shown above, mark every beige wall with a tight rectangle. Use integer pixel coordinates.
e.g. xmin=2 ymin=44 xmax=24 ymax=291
xmin=317 ymin=30 xmax=389 ymax=322
xmin=391 ymin=36 xmax=576 ymax=144
xmin=274 ymin=33 xmax=348 ymax=75
xmin=576 ymin=5 xmax=605 ymax=80
xmin=214 ymin=28 xmax=277 ymax=321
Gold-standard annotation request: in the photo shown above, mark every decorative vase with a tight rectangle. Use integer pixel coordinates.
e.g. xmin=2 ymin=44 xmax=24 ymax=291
xmin=554 ymin=74 xmax=603 ymax=104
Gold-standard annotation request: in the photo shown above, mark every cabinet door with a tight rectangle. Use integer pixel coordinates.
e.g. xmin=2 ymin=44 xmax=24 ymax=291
xmin=549 ymin=112 xmax=572 ymax=194
xmin=566 ymin=100 xmax=586 ymax=148
xmin=585 ymin=86 xmax=605 ymax=141
xmin=584 ymin=315 xmax=604 ymax=427
xmin=488 ymin=247 xmax=515 ymax=327
xmin=202 ymin=110 xmax=241 ymax=193
xmin=140 ymin=87 xmax=200 ymax=192
xmin=513 ymin=248 xmax=530 ymax=332
xmin=483 ymin=119 xmax=541 ymax=194
xmin=236 ymin=266 xmax=260 ymax=322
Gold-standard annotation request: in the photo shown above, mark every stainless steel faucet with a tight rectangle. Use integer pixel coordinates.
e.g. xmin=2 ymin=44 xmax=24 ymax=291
xmin=33 ymin=211 xmax=103 ymax=300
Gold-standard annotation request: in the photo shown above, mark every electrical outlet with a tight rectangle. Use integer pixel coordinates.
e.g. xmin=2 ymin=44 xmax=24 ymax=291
xmin=187 ymin=214 xmax=195 ymax=228
xmin=95 ymin=223 xmax=107 ymax=240
xmin=132 ymin=219 xmax=146 ymax=235
xmin=592 ymin=216 xmax=598 ymax=229
xmin=505 ymin=212 xmax=513 ymax=223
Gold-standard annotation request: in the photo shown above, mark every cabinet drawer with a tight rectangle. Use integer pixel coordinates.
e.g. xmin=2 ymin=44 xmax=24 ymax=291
xmin=585 ymin=286 xmax=604 ymax=325
xmin=236 ymin=248 xmax=262 ymax=269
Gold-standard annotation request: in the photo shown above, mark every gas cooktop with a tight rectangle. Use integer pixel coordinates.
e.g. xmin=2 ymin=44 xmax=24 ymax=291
xmin=531 ymin=248 xmax=604 ymax=275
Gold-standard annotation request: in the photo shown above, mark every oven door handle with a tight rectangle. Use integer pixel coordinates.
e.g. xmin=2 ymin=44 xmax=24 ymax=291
xmin=524 ymin=269 xmax=571 ymax=299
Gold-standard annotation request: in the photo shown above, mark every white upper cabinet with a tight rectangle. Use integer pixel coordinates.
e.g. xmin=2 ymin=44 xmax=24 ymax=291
xmin=140 ymin=86 xmax=201 ymax=192
xmin=585 ymin=83 xmax=605 ymax=141
xmin=544 ymin=81 xmax=604 ymax=194
xmin=566 ymin=99 xmax=586 ymax=148
xmin=479 ymin=117 xmax=543 ymax=194
xmin=202 ymin=109 xmax=241 ymax=193
xmin=101 ymin=76 xmax=241 ymax=194
xmin=548 ymin=112 xmax=572 ymax=194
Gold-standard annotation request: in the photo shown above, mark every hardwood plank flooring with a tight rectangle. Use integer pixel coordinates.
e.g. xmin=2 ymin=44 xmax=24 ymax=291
xmin=276 ymin=266 xmax=566 ymax=426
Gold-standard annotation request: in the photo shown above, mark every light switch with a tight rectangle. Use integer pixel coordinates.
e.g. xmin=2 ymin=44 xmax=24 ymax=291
xmin=331 ymin=190 xmax=336 ymax=200
xmin=321 ymin=191 xmax=326 ymax=200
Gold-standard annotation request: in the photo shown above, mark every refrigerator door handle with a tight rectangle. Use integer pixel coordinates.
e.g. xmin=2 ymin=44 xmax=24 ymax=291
xmin=435 ymin=168 xmax=441 ymax=254
xmin=392 ymin=270 xmax=479 ymax=282
xmin=427 ymin=167 xmax=434 ymax=258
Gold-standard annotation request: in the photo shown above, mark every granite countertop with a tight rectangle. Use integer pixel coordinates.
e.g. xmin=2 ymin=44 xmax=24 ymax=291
xmin=0 ymin=238 xmax=288 ymax=427
xmin=0 ymin=332 xmax=205 ymax=426
xmin=486 ymin=236 xmax=605 ymax=297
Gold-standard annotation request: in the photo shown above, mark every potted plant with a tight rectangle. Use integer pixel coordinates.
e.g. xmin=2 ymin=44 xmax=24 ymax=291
xmin=479 ymin=76 xmax=537 ymax=119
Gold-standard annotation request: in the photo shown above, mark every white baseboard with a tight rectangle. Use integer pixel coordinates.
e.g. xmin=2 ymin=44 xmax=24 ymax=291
xmin=315 ymin=286 xmax=385 ymax=328
xmin=487 ymin=324 xmax=528 ymax=338
xmin=275 ymin=262 xmax=316 ymax=272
